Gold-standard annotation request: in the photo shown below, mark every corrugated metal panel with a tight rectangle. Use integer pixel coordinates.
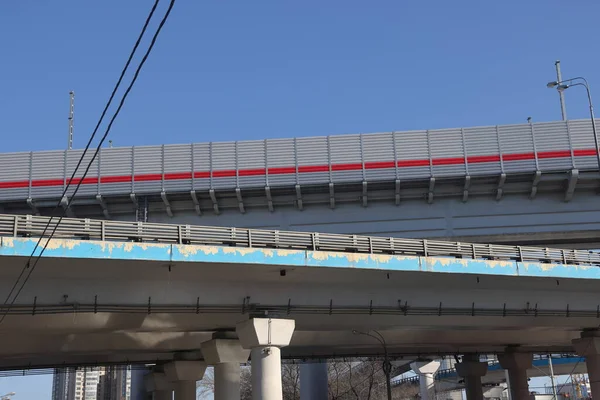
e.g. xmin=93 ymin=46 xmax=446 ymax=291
xmin=65 ymin=149 xmax=98 ymax=197
xmin=498 ymin=123 xmax=536 ymax=173
xmin=296 ymin=136 xmax=329 ymax=185
xmin=266 ymin=138 xmax=294 ymax=187
xmin=31 ymin=150 xmax=64 ymax=198
xmin=0 ymin=119 xmax=596 ymax=203
xmin=99 ymin=147 xmax=132 ymax=195
xmin=192 ymin=143 xmax=210 ymax=190
xmin=394 ymin=130 xmax=430 ymax=180
xmin=362 ymin=132 xmax=396 ymax=181
xmin=0 ymin=152 xmax=30 ymax=200
xmin=163 ymin=144 xmax=192 ymax=192
xmin=210 ymin=141 xmax=236 ymax=189
xmin=464 ymin=126 xmax=501 ymax=176
xmin=237 ymin=140 xmax=266 ymax=188
xmin=534 ymin=121 xmax=573 ymax=171
xmin=430 ymin=128 xmax=465 ymax=177
xmin=569 ymin=120 xmax=598 ymax=170
xmin=330 ymin=134 xmax=362 ymax=183
xmin=133 ymin=146 xmax=162 ymax=194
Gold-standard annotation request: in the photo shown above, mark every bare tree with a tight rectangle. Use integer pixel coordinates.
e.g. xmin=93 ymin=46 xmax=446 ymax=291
xmin=196 ymin=367 xmax=214 ymax=399
xmin=198 ymin=359 xmax=418 ymax=400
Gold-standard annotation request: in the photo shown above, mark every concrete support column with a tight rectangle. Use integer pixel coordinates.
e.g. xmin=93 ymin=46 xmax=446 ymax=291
xmin=411 ymin=361 xmax=440 ymax=400
xmin=152 ymin=391 xmax=172 ymax=400
xmin=201 ymin=332 xmax=251 ymax=400
xmin=498 ymin=350 xmax=532 ymax=400
xmin=164 ymin=361 xmax=207 ymax=400
xmin=573 ymin=330 xmax=600 ymax=399
xmin=173 ymin=381 xmax=196 ymax=400
xmin=236 ymin=318 xmax=296 ymax=400
xmin=455 ymin=355 xmax=488 ymax=400
xmin=144 ymin=372 xmax=172 ymax=400
xmin=130 ymin=369 xmax=148 ymax=400
xmin=300 ymin=363 xmax=328 ymax=400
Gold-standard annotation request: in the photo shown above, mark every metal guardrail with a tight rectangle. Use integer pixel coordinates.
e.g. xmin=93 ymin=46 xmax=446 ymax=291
xmin=0 ymin=214 xmax=599 ymax=266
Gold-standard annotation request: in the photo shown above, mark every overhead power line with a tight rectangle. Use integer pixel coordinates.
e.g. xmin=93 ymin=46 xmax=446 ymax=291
xmin=0 ymin=0 xmax=176 ymax=325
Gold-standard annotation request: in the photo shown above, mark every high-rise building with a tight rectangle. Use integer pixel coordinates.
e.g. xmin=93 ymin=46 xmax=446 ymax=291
xmin=97 ymin=366 xmax=131 ymax=400
xmin=52 ymin=366 xmax=131 ymax=400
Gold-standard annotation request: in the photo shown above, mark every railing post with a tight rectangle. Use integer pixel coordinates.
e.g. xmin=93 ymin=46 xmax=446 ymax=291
xmin=517 ymin=246 xmax=523 ymax=262
xmin=368 ymin=237 xmax=373 ymax=254
xmin=177 ymin=225 xmax=182 ymax=244
xmin=13 ymin=215 xmax=18 ymax=237
xmin=311 ymin=233 xmax=317 ymax=251
xmin=423 ymin=239 xmax=428 ymax=257
xmin=100 ymin=220 xmax=105 ymax=241
xmin=562 ymin=249 xmax=567 ymax=265
xmin=248 ymin=229 xmax=253 ymax=248
xmin=472 ymin=243 xmax=477 ymax=260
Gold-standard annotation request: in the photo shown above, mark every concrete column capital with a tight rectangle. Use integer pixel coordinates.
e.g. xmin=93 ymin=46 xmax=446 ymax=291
xmin=456 ymin=360 xmax=488 ymax=378
xmin=410 ymin=360 xmax=440 ymax=375
xmin=201 ymin=338 xmax=250 ymax=365
xmin=236 ymin=318 xmax=295 ymax=349
xmin=573 ymin=336 xmax=600 ymax=357
xmin=144 ymin=372 xmax=171 ymax=393
xmin=498 ymin=351 xmax=533 ymax=371
xmin=164 ymin=361 xmax=207 ymax=383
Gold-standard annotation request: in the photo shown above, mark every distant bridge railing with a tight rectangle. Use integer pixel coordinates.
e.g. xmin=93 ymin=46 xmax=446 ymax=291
xmin=1 ymin=214 xmax=599 ymax=266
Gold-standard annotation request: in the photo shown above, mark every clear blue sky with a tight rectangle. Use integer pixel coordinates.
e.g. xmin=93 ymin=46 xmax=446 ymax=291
xmin=1 ymin=0 xmax=600 ymax=154
xmin=0 ymin=0 xmax=598 ymax=398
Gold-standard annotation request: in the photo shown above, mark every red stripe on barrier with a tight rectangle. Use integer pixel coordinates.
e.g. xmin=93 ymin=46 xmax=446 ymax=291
xmin=1 ymin=148 xmax=596 ymax=190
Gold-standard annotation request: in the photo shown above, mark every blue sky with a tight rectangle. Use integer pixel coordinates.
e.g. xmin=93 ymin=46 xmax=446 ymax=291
xmin=1 ymin=0 xmax=600 ymax=154
xmin=0 ymin=0 xmax=598 ymax=398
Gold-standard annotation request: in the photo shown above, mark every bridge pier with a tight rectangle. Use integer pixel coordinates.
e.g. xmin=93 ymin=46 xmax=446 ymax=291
xmin=201 ymin=332 xmax=251 ymax=400
xmin=300 ymin=363 xmax=328 ymax=400
xmin=498 ymin=349 xmax=532 ymax=400
xmin=236 ymin=318 xmax=295 ymax=400
xmin=144 ymin=372 xmax=172 ymax=400
xmin=573 ymin=330 xmax=600 ymax=399
xmin=411 ymin=361 xmax=440 ymax=400
xmin=164 ymin=361 xmax=207 ymax=400
xmin=456 ymin=355 xmax=488 ymax=400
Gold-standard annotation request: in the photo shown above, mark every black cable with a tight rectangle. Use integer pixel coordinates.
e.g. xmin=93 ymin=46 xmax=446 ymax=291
xmin=0 ymin=0 xmax=161 ymax=311
xmin=0 ymin=0 xmax=176 ymax=324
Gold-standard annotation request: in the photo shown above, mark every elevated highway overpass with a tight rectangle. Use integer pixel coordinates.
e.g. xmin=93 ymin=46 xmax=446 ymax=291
xmin=1 ymin=120 xmax=599 ymax=248
xmin=0 ymin=215 xmax=599 ymax=370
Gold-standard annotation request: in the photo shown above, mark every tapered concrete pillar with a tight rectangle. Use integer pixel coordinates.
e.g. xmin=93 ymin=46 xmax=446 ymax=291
xmin=300 ymin=363 xmax=328 ymax=400
xmin=411 ymin=361 xmax=440 ymax=400
xmin=144 ymin=372 xmax=172 ymax=400
xmin=573 ymin=330 xmax=600 ymax=400
xmin=498 ymin=350 xmax=532 ymax=400
xmin=164 ymin=361 xmax=206 ymax=400
xmin=201 ymin=332 xmax=251 ymax=400
xmin=236 ymin=318 xmax=296 ymax=400
xmin=456 ymin=355 xmax=488 ymax=400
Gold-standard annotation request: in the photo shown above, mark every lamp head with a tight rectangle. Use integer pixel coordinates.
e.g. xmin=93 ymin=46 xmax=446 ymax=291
xmin=557 ymin=84 xmax=570 ymax=92
xmin=547 ymin=81 xmax=559 ymax=89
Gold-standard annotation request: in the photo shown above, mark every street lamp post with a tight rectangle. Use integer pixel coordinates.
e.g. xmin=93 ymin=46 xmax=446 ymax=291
xmin=547 ymin=77 xmax=600 ymax=172
xmin=352 ymin=329 xmax=392 ymax=400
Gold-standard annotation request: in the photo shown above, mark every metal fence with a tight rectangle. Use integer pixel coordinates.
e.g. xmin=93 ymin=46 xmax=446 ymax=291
xmin=0 ymin=119 xmax=598 ymax=202
xmin=1 ymin=214 xmax=599 ymax=266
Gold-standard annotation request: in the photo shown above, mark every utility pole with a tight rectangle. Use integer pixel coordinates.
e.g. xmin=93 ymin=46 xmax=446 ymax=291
xmin=555 ymin=61 xmax=568 ymax=120
xmin=67 ymin=90 xmax=75 ymax=150
xmin=548 ymin=355 xmax=558 ymax=400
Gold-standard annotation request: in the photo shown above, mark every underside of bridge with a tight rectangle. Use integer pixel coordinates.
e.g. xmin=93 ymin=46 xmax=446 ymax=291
xmin=0 ymin=249 xmax=597 ymax=370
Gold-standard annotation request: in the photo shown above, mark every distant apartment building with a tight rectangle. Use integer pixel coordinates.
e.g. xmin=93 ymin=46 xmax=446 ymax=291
xmin=52 ymin=366 xmax=131 ymax=400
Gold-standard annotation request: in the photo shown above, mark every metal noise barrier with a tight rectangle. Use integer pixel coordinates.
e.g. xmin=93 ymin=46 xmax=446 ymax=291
xmin=1 ymin=213 xmax=599 ymax=266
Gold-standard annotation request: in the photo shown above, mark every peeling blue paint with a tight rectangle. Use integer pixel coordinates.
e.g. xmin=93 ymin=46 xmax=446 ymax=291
xmin=1 ymin=237 xmax=599 ymax=280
